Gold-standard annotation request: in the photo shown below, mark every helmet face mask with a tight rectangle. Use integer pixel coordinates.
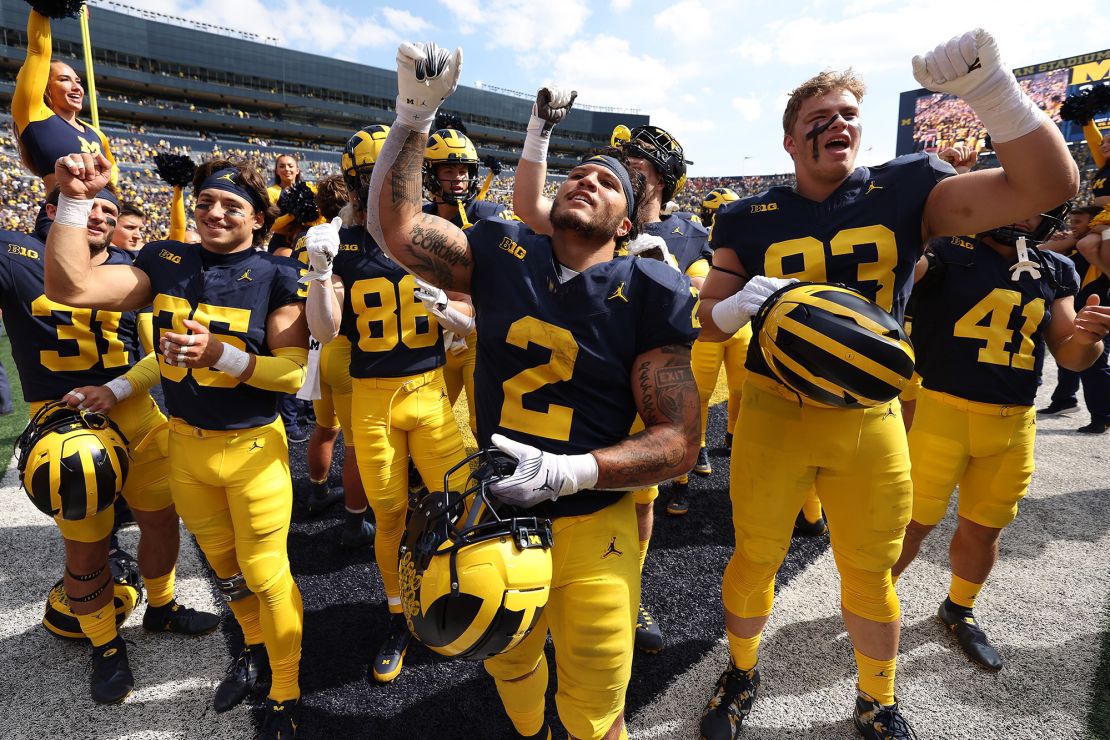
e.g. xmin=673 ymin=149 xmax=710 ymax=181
xmin=399 ymin=449 xmax=554 ymax=661
xmin=424 ymin=129 xmax=481 ymax=205
xmin=16 ymin=401 xmax=129 ymax=520
xmin=985 ymin=202 xmax=1071 ymax=247
xmin=617 ymin=125 xmax=689 ymax=202
xmin=753 ymin=282 xmax=916 ymax=409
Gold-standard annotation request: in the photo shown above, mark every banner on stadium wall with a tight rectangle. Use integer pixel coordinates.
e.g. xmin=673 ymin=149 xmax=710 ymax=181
xmin=896 ymin=47 xmax=1110 ymax=156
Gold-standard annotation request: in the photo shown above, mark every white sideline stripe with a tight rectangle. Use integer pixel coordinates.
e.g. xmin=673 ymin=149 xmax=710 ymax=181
xmin=628 ymin=359 xmax=1110 ymax=739
xmin=0 ymin=449 xmax=249 ymax=739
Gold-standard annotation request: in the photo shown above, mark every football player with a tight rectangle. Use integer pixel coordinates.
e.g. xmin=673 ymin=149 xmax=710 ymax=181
xmin=695 ymin=30 xmax=1079 ymax=739
xmin=892 ymin=204 xmax=1108 ymax=670
xmin=111 ymin=203 xmax=146 ymax=255
xmin=292 ymin=174 xmax=372 ymax=544
xmin=0 ymin=184 xmax=218 ymax=705
xmin=12 ymin=5 xmax=117 ymax=190
xmin=303 ymin=123 xmax=472 ymax=684
xmin=512 ymin=93 xmax=707 ymax=654
xmin=423 ymin=127 xmax=513 ymax=433
xmin=44 ymin=153 xmax=309 ymax=739
xmin=366 ymin=42 xmax=701 ymax=740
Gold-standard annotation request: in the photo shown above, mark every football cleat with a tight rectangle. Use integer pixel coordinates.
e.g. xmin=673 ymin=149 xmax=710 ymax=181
xmin=666 ymin=479 xmax=690 ymax=517
xmin=512 ymin=722 xmax=551 ymax=740
xmin=854 ymin=691 xmax=916 ymax=739
xmin=305 ymin=482 xmax=342 ymax=516
xmin=635 ymin=604 xmax=664 ymax=653
xmin=214 ymin=643 xmax=271 ymax=713
xmin=1078 ymin=420 xmax=1110 ymax=434
xmin=793 ymin=510 xmax=828 ymax=538
xmin=937 ymin=599 xmax=1002 ymax=671
xmin=370 ymin=613 xmax=410 ymax=683
xmin=340 ymin=516 xmax=376 ymax=550
xmin=1036 ymin=400 xmax=1078 ymax=416
xmin=693 ymin=446 xmax=712 ymax=477
xmin=259 ymin=697 xmax=299 ymax=739
xmin=90 ymin=635 xmax=134 ymax=704
xmin=699 ymin=661 xmax=760 ymax=739
xmin=142 ymin=599 xmax=221 ymax=636
xmin=723 ymin=431 xmax=734 ymax=450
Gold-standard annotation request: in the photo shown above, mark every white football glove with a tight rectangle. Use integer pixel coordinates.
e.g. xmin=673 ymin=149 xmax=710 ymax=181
xmin=301 ymin=217 xmax=342 ymax=283
xmin=626 ymin=233 xmax=680 ymax=272
xmin=394 ymin=42 xmax=463 ymax=131
xmin=711 ymin=276 xmax=798 ymax=334
xmin=488 ymin=433 xmax=599 ymax=508
xmin=911 ymin=29 xmax=1044 ymax=143
xmin=413 ymin=276 xmax=448 ymax=311
xmin=522 ymin=86 xmax=577 ymax=163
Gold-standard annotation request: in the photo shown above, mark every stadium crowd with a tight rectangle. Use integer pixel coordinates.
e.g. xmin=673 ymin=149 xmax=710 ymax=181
xmin=2 ymin=7 xmax=1109 ymax=740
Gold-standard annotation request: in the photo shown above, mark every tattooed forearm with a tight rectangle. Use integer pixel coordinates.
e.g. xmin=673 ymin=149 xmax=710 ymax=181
xmin=407 ymin=215 xmax=472 ymax=292
xmin=390 ymin=129 xmax=425 ymax=210
xmin=593 ymin=345 xmax=701 ymax=489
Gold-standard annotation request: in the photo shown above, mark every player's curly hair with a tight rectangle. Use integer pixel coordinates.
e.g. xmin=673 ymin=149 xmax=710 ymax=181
xmin=193 ymin=158 xmax=278 ymax=246
xmin=782 ymin=69 xmax=866 ymax=134
xmin=313 ymin=174 xmax=348 ymax=222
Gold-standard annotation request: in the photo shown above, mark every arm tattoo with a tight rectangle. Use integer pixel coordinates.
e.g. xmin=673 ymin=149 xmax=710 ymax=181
xmin=408 ymin=214 xmax=472 ymax=289
xmin=390 ymin=129 xmax=425 ymax=209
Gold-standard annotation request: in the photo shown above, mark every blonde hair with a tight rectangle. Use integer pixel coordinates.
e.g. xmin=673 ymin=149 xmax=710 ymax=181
xmin=782 ymin=69 xmax=866 ymax=134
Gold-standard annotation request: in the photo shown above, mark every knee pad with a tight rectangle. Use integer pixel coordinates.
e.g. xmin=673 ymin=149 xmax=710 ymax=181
xmin=216 ymin=572 xmax=253 ymax=603
xmin=837 ymin=560 xmax=899 ymax=623
xmin=721 ymin=551 xmax=777 ymax=619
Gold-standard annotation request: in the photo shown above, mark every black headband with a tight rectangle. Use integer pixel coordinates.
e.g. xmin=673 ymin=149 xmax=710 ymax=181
xmin=196 ymin=168 xmax=266 ymax=212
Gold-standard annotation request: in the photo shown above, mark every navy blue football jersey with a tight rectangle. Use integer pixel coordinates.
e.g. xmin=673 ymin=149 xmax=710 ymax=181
xmin=133 ymin=241 xmax=306 ymax=430
xmin=1092 ymin=162 xmax=1109 ymax=199
xmin=641 ymin=214 xmax=711 ymax=275
xmin=0 ymin=234 xmax=144 ymax=401
xmin=1069 ymin=250 xmax=1109 ymax=305
xmin=913 ymin=237 xmax=1079 ymax=406
xmin=711 ymin=153 xmax=954 ymax=379
xmin=423 ymin=199 xmax=512 ymax=230
xmin=332 ymin=225 xmax=444 ymax=378
xmin=467 ymin=219 xmax=699 ymax=517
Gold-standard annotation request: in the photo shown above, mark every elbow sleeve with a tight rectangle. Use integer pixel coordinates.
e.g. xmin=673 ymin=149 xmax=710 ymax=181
xmin=243 ymin=346 xmax=308 ymax=394
xmin=124 ymin=352 xmax=162 ymax=395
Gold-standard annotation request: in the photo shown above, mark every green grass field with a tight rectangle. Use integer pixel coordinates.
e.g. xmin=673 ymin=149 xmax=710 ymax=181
xmin=0 ymin=335 xmax=29 ymax=453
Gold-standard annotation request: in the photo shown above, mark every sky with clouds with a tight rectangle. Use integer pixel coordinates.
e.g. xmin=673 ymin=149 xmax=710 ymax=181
xmin=97 ymin=0 xmax=1110 ymax=176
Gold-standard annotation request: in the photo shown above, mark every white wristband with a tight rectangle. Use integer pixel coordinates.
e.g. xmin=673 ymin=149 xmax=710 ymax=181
xmin=105 ymin=376 xmax=133 ymax=403
xmin=54 ymin=193 xmax=94 ymax=229
xmin=564 ymin=452 xmax=599 ymax=493
xmin=711 ymin=299 xmax=752 ymax=335
xmin=213 ymin=343 xmax=251 ymax=379
xmin=522 ymin=114 xmax=552 ymax=163
xmin=394 ymin=96 xmax=436 ymax=133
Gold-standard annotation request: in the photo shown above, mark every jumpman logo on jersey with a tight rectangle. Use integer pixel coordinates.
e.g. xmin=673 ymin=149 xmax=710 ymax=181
xmin=866 ymin=182 xmax=883 ymax=195
xmin=238 ymin=269 xmax=253 ymax=282
xmin=672 ymin=226 xmax=682 ymax=234
xmin=608 ymin=282 xmax=629 ymax=303
xmin=602 ymin=537 xmax=623 ymax=558
xmin=248 ymin=439 xmax=263 ymax=452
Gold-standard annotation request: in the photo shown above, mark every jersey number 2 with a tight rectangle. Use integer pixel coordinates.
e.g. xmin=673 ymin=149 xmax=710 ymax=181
xmin=500 ymin=317 xmax=578 ymax=442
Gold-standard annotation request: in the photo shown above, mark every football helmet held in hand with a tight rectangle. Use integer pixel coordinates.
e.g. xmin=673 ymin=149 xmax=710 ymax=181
xmin=398 ymin=449 xmax=553 ymax=661
xmin=753 ymin=282 xmax=915 ymax=409
xmin=16 ymin=401 xmax=129 ymax=520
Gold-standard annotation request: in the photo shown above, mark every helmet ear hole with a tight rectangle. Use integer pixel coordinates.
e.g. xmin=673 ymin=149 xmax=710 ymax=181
xmin=398 ymin=448 xmax=554 ymax=662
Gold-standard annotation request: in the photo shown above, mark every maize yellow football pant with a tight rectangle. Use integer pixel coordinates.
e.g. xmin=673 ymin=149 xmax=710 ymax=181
xmin=485 ymin=494 xmax=640 ymax=740
xmin=312 ymin=336 xmax=353 ymax=436
xmin=443 ymin=332 xmax=477 ymax=435
xmin=690 ymin=325 xmax=751 ymax=445
xmin=167 ymin=417 xmax=303 ymax=702
xmin=722 ymin=377 xmax=909 ymax=626
xmin=909 ymin=388 xmax=1036 ymax=529
xmin=351 ymin=369 xmax=469 ymax=612
xmin=32 ymin=393 xmax=171 ymax=543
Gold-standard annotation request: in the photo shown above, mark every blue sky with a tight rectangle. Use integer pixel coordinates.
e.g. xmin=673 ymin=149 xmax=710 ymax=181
xmin=103 ymin=0 xmax=1110 ymax=177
